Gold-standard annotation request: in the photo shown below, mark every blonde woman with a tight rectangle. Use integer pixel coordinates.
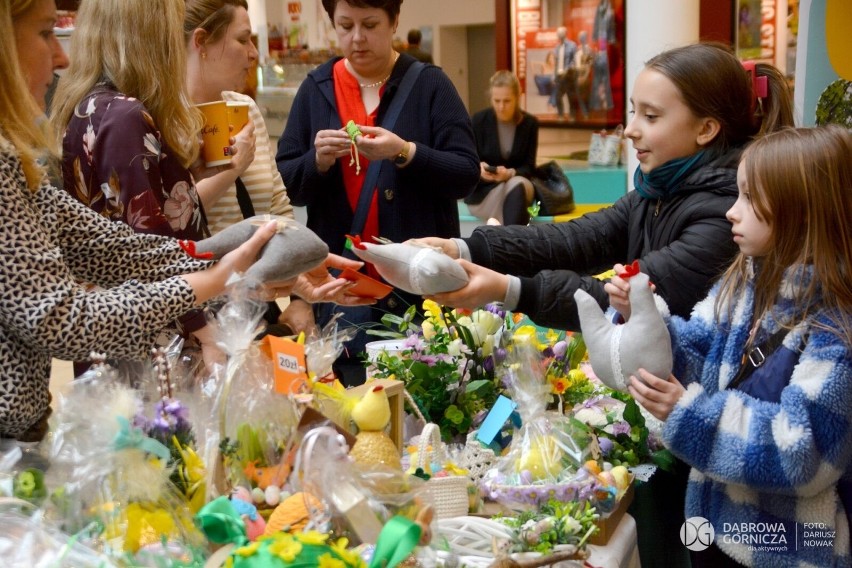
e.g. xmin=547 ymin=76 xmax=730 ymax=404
xmin=465 ymin=70 xmax=539 ymax=225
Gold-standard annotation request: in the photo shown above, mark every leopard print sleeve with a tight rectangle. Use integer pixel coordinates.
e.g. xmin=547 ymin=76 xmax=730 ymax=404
xmin=0 ymin=138 xmax=210 ymax=438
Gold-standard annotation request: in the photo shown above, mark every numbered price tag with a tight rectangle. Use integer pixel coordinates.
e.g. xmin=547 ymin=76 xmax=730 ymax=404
xmin=265 ymin=335 xmax=309 ymax=395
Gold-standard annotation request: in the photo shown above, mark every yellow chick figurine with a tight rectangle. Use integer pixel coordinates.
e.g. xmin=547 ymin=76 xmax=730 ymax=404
xmin=349 ymin=385 xmax=401 ymax=469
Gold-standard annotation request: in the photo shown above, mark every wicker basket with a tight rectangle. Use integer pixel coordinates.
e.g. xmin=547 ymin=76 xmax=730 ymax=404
xmin=459 ymin=431 xmax=497 ymax=484
xmin=417 ymin=423 xmax=470 ymax=519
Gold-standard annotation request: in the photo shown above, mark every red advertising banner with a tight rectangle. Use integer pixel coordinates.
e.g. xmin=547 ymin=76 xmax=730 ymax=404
xmin=512 ymin=0 xmax=544 ymax=104
xmin=736 ymin=0 xmax=777 ymax=63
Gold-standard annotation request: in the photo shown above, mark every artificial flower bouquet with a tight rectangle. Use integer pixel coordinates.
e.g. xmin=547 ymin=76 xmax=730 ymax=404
xmin=368 ymin=301 xmax=510 ymax=443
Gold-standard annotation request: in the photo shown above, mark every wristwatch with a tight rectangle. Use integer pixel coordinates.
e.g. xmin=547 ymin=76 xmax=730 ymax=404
xmin=393 ymin=141 xmax=410 ymax=165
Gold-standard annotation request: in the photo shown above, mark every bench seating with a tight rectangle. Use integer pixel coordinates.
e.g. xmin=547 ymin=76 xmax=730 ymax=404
xmin=458 ymin=162 xmax=627 ymax=229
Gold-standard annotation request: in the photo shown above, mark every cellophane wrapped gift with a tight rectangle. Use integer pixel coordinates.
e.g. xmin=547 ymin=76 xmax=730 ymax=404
xmin=198 ymin=279 xmax=300 ymax=511
xmin=43 ymin=363 xmax=208 ymax=566
xmin=480 ymin=342 xmax=596 ymax=508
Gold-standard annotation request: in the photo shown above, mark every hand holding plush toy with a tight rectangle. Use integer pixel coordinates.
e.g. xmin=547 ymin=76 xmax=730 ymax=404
xmin=574 ymin=263 xmax=672 ymax=391
xmin=346 ymin=235 xmax=469 ymax=295
xmin=180 ymin=215 xmax=329 ymax=282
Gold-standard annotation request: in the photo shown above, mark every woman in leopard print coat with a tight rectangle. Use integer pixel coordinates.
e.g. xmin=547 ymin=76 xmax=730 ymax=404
xmin=0 ymin=0 xmax=286 ymax=442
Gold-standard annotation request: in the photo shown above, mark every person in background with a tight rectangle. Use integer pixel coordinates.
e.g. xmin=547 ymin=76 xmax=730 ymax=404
xmin=609 ymin=126 xmax=852 ymax=568
xmin=552 ymin=26 xmax=577 ymax=121
xmin=404 ymin=28 xmax=433 ymax=64
xmin=184 ymin=0 xmax=297 ymax=336
xmin=569 ymin=30 xmax=593 ymax=122
xmin=1 ymin=0 xmax=279 ymax=441
xmin=52 ymin=0 xmax=252 ymax=369
xmin=275 ymin=0 xmax=479 ymax=385
xmin=465 ymin=70 xmax=538 ymax=226
xmin=416 ymin=43 xmax=794 ymax=568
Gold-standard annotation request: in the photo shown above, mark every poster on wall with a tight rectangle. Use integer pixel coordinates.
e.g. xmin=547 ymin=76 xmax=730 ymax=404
xmin=736 ymin=0 xmax=776 ymax=63
xmin=514 ymin=0 xmax=625 ymax=127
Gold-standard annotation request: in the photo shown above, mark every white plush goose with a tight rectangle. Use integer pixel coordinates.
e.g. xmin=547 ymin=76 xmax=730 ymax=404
xmin=573 ymin=262 xmax=672 ymax=392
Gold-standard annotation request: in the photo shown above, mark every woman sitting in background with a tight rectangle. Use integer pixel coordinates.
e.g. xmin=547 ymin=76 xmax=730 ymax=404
xmin=465 ymin=70 xmax=539 ymax=226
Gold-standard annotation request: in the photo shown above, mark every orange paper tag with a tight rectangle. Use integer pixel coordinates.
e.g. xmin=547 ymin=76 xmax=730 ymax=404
xmin=266 ymin=335 xmax=309 ymax=395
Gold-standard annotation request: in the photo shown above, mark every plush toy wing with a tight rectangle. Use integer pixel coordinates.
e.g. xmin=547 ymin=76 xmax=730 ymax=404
xmin=347 ymin=238 xmax=468 ymax=295
xmin=573 ymin=271 xmax=672 ymax=391
xmin=180 ymin=216 xmax=328 ymax=282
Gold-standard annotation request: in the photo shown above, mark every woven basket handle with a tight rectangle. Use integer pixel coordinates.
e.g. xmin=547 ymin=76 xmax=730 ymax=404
xmin=416 ymin=423 xmax=441 ymax=469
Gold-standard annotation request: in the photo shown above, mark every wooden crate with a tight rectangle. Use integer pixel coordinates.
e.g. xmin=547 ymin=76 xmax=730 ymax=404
xmin=589 ymin=484 xmax=634 ymax=546
xmin=345 ymin=378 xmax=405 ymax=451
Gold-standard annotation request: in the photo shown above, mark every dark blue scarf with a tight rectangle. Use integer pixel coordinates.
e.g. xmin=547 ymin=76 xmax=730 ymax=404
xmin=633 ymin=151 xmax=707 ymax=200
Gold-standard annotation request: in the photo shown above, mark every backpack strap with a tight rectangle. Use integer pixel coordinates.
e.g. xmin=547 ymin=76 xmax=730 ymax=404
xmin=727 ymin=327 xmax=789 ymax=391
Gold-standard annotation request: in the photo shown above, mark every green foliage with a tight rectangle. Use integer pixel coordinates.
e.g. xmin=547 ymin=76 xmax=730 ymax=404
xmin=499 ymin=498 xmax=600 ymax=554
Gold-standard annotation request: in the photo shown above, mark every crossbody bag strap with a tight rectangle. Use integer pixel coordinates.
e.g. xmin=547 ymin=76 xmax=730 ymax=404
xmin=727 ymin=327 xmax=789 ymax=390
xmin=234 ymin=177 xmax=255 ymax=219
xmin=347 ymin=61 xmax=425 ymax=242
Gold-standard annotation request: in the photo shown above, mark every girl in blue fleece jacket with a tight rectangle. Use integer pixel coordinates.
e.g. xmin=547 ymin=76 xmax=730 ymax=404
xmin=608 ymin=125 xmax=852 ymax=567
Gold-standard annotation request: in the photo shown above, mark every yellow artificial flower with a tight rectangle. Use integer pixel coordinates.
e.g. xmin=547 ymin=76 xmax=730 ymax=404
xmin=512 ymin=325 xmax=540 ymax=348
xmin=268 ymin=534 xmax=303 ymax=562
xmin=545 ymin=328 xmax=561 ymax=345
xmin=331 ymin=538 xmax=366 ymax=567
xmin=175 ymin=437 xmax=207 ymax=513
xmin=295 ymin=531 xmax=330 ymax=546
xmin=422 ymin=299 xmax=443 ymax=321
xmin=551 ymin=377 xmax=569 ymax=395
xmin=422 ymin=320 xmax=436 ymax=340
xmin=568 ymin=368 xmax=588 ymax=383
xmin=233 ymin=541 xmax=262 ymax=557
xmin=318 ymin=553 xmax=347 ymax=568
xmin=120 ymin=502 xmax=177 ymax=553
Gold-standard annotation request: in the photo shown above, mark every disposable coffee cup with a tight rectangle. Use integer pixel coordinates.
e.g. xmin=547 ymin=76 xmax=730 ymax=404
xmin=196 ymin=100 xmax=231 ymax=167
xmin=226 ymin=101 xmax=250 ymax=132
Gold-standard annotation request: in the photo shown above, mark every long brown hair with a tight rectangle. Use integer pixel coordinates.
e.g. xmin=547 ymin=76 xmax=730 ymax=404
xmin=184 ymin=0 xmax=247 ymax=44
xmin=646 ymin=43 xmax=794 ymax=160
xmin=716 ymin=126 xmax=852 ymax=346
xmin=51 ymin=0 xmax=202 ymax=168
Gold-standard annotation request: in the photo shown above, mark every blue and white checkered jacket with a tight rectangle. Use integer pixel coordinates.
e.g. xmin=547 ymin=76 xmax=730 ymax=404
xmin=663 ymin=264 xmax=852 ymax=567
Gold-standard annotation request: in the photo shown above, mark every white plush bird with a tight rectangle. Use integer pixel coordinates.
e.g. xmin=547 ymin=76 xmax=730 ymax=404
xmin=573 ymin=264 xmax=672 ymax=391
xmin=346 ymin=235 xmax=468 ymax=295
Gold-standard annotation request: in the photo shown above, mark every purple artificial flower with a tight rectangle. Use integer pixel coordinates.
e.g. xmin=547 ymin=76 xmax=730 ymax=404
xmin=485 ymin=303 xmax=506 ymax=319
xmin=412 ymin=353 xmax=440 ymax=366
xmin=493 ymin=347 xmax=508 ymax=364
xmin=542 ymin=346 xmax=554 ymax=358
xmin=552 ymin=340 xmax=568 ymax=358
xmin=482 ymin=356 xmax=494 ymax=375
xmin=404 ymin=335 xmax=425 ymax=350
xmin=611 ymin=421 xmax=631 ymax=436
xmin=598 ymin=437 xmax=614 ymax=456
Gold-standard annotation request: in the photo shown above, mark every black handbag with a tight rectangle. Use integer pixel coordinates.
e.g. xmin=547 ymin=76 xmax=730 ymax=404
xmin=530 ymin=160 xmax=575 ymax=216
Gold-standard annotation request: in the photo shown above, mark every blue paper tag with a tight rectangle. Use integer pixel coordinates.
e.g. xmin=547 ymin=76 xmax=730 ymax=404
xmin=476 ymin=395 xmax=517 ymax=445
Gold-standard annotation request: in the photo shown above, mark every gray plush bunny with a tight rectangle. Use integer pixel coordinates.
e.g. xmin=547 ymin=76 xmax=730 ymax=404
xmin=573 ymin=268 xmax=672 ymax=392
xmin=180 ymin=215 xmax=328 ymax=282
